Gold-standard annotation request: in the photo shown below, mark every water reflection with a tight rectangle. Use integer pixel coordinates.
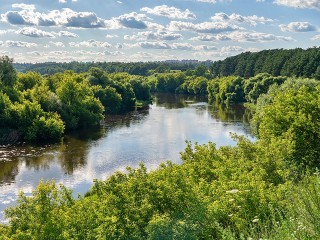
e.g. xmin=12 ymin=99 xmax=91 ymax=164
xmin=208 ymin=102 xmax=251 ymax=124
xmin=153 ymin=93 xmax=207 ymax=109
xmin=104 ymin=108 xmax=149 ymax=129
xmin=0 ymin=160 xmax=19 ymax=184
xmin=0 ymin=94 xmax=253 ymax=222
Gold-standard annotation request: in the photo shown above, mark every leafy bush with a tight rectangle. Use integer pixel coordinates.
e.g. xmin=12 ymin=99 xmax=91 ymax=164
xmin=207 ymin=76 xmax=245 ymax=104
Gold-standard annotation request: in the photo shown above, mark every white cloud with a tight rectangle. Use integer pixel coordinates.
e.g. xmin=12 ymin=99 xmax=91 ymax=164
xmin=210 ymin=45 xmax=245 ymax=57
xmin=168 ymin=21 xmax=243 ymax=34
xmin=104 ymin=50 xmax=124 ymax=56
xmin=141 ymin=5 xmax=196 ymax=20
xmin=106 ymin=34 xmax=118 ymax=38
xmin=274 ymin=0 xmax=320 ymax=11
xmin=138 ymin=41 xmax=217 ymax=51
xmin=190 ymin=34 xmax=216 ymax=41
xmin=115 ymin=43 xmax=123 ymax=49
xmin=125 ymin=31 xmax=183 ymax=41
xmin=194 ymin=45 xmax=217 ymax=51
xmin=15 ymin=27 xmax=79 ymax=38
xmin=12 ymin=4 xmax=36 ymax=11
xmin=139 ymin=41 xmax=171 ymax=49
xmin=171 ymin=43 xmax=194 ymax=50
xmin=1 ymin=5 xmax=166 ymax=31
xmin=49 ymin=51 xmax=69 ymax=55
xmin=27 ymin=51 xmax=41 ymax=56
xmin=211 ymin=13 xmax=274 ymax=26
xmin=16 ymin=27 xmax=55 ymax=38
xmin=69 ymin=39 xmax=112 ymax=48
xmin=311 ymin=34 xmax=320 ymax=40
xmin=59 ymin=0 xmax=67 ymax=3
xmin=50 ymin=41 xmax=65 ymax=47
xmin=105 ymin=12 xmax=164 ymax=30
xmin=116 ymin=12 xmax=150 ymax=29
xmin=0 ymin=50 xmax=10 ymax=54
xmin=58 ymin=31 xmax=79 ymax=38
xmin=58 ymin=8 xmax=105 ymax=28
xmin=5 ymin=40 xmax=37 ymax=48
xmin=214 ymin=31 xmax=294 ymax=42
xmin=74 ymin=50 xmax=104 ymax=55
xmin=279 ymin=22 xmax=316 ymax=32
xmin=1 ymin=6 xmax=106 ymax=28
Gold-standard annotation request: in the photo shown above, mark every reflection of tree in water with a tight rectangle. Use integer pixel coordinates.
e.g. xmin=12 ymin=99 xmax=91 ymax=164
xmin=208 ymin=101 xmax=251 ymax=124
xmin=59 ymin=108 xmax=149 ymax=175
xmin=103 ymin=108 xmax=149 ymax=130
xmin=24 ymin=154 xmax=54 ymax=172
xmin=0 ymin=145 xmax=56 ymax=184
xmin=0 ymin=160 xmax=19 ymax=184
xmin=153 ymin=93 xmax=207 ymax=109
xmin=0 ymin=108 xmax=150 ymax=180
xmin=58 ymin=127 xmax=105 ymax=175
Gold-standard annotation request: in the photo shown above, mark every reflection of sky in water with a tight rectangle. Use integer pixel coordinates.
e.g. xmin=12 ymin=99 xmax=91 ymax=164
xmin=0 ymin=94 xmax=254 ymax=223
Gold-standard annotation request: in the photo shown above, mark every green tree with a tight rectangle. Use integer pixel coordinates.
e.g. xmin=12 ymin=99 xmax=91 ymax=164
xmin=94 ymin=86 xmax=122 ymax=114
xmin=256 ymin=85 xmax=320 ymax=169
xmin=16 ymin=71 xmax=43 ymax=91
xmin=0 ymin=91 xmax=12 ymax=127
xmin=208 ymin=76 xmax=245 ymax=104
xmin=0 ymin=56 xmax=17 ymax=87
xmin=56 ymin=74 xmax=104 ymax=129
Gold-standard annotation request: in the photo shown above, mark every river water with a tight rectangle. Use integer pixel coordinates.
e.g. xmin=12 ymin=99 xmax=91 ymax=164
xmin=0 ymin=93 xmax=253 ymax=222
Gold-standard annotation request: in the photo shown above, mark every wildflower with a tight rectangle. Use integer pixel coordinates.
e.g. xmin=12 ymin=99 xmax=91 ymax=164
xmin=252 ymin=218 xmax=259 ymax=223
xmin=226 ymin=189 xmax=240 ymax=194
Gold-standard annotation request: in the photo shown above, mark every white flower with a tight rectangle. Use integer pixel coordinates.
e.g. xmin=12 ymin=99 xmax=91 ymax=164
xmin=226 ymin=189 xmax=240 ymax=194
xmin=252 ymin=218 xmax=259 ymax=223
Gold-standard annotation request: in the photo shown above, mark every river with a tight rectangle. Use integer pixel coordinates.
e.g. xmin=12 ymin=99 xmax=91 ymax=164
xmin=0 ymin=93 xmax=253 ymax=222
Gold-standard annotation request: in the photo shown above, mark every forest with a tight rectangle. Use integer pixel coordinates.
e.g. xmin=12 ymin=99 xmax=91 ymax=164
xmin=1 ymin=47 xmax=320 ymax=239
xmin=13 ymin=60 xmax=207 ymax=76
xmin=210 ymin=47 xmax=320 ymax=79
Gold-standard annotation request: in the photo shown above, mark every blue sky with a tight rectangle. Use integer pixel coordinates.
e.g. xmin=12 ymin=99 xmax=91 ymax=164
xmin=0 ymin=0 xmax=319 ymax=62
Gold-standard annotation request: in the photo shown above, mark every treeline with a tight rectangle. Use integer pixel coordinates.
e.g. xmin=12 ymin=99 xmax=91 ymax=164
xmin=1 ymin=74 xmax=320 ymax=239
xmin=0 ymin=56 xmax=151 ymax=142
xmin=14 ymin=60 xmax=209 ymax=76
xmin=14 ymin=48 xmax=320 ymax=80
xmin=211 ymin=47 xmax=320 ymax=79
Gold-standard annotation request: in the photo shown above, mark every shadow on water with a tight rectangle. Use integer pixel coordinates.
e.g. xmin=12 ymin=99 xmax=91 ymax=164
xmin=103 ymin=107 xmax=150 ymax=129
xmin=0 ymin=160 xmax=19 ymax=185
xmin=208 ymin=101 xmax=251 ymax=124
xmin=153 ymin=93 xmax=208 ymax=109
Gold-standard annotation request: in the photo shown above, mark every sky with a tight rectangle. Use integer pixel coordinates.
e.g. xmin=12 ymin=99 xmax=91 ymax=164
xmin=0 ymin=0 xmax=319 ymax=63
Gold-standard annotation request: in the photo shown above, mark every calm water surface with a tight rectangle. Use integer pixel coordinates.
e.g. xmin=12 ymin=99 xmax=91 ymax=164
xmin=0 ymin=94 xmax=253 ymax=222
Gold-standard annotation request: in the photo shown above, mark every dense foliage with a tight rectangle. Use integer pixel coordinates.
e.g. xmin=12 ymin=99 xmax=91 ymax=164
xmin=2 ymin=50 xmax=320 ymax=239
xmin=0 ymin=57 xmax=151 ymax=142
xmin=211 ymin=47 xmax=320 ymax=79
xmin=2 ymin=70 xmax=320 ymax=239
xmin=207 ymin=76 xmax=245 ymax=104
